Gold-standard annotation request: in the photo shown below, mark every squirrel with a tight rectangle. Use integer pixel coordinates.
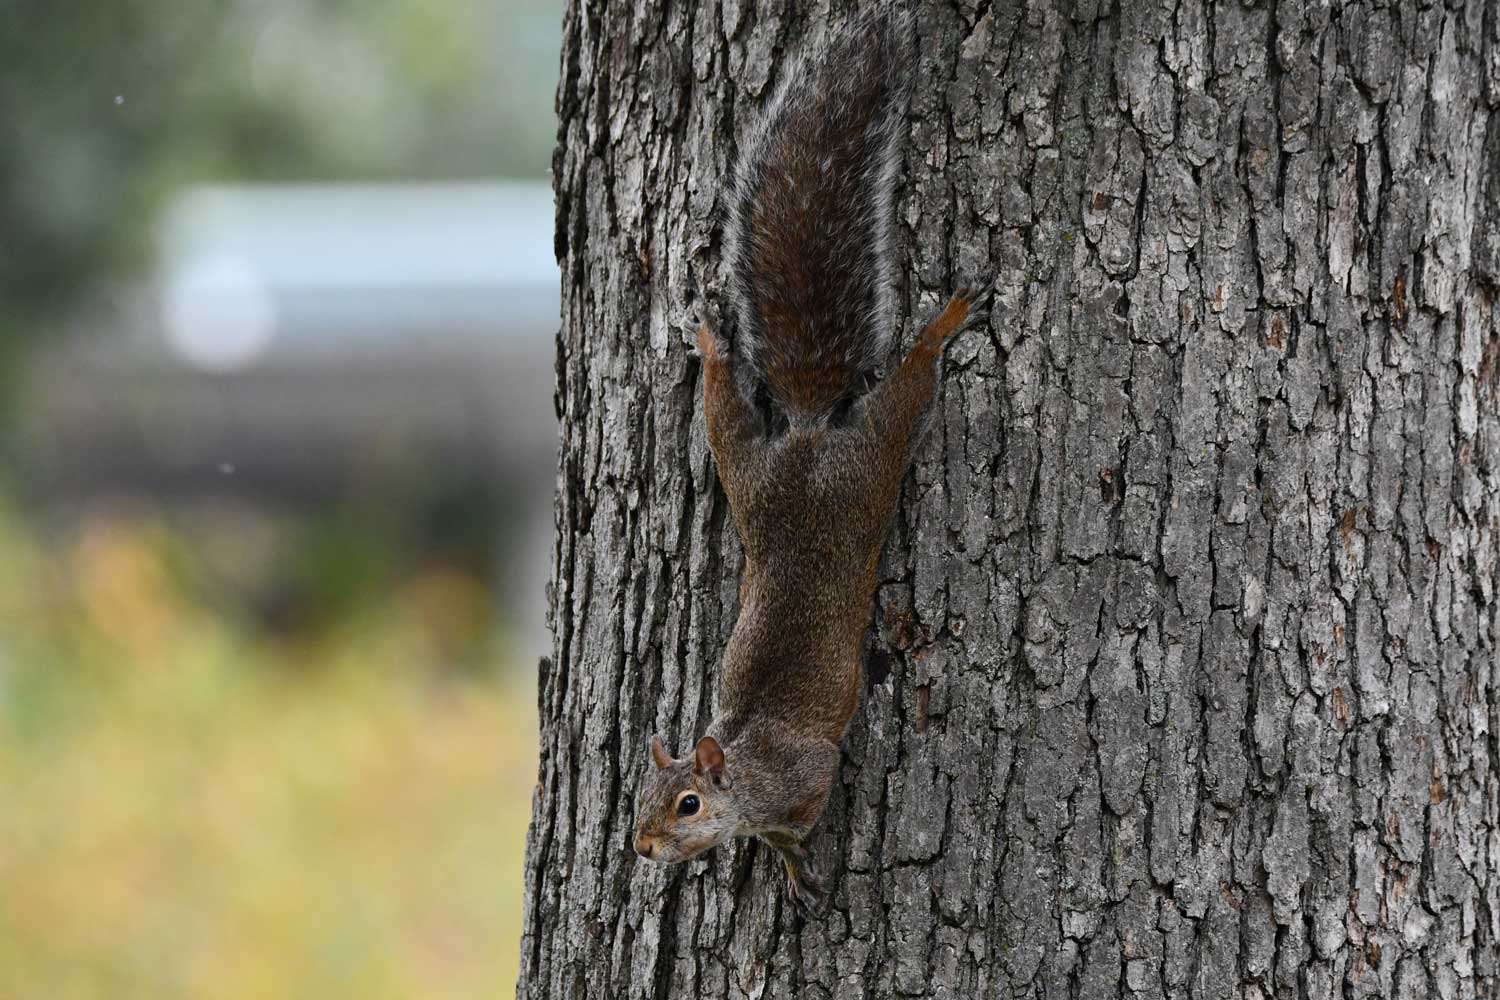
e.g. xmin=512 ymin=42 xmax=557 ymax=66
xmin=632 ymin=9 xmax=991 ymax=918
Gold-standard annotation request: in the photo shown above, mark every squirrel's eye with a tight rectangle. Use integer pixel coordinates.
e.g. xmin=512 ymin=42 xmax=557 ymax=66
xmin=677 ymin=794 xmax=700 ymax=817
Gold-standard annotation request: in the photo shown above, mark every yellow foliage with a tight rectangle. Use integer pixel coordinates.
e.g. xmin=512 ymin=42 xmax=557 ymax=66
xmin=0 ymin=505 xmax=537 ymax=999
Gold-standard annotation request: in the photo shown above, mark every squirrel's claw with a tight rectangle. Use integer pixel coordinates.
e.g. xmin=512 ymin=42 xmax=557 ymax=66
xmin=952 ymin=277 xmax=993 ymax=301
xmin=916 ymin=279 xmax=997 ymax=357
xmin=955 ymin=278 xmax=995 ymax=333
xmin=785 ymin=864 xmax=829 ymax=918
xmin=766 ymin=836 xmax=827 ymax=917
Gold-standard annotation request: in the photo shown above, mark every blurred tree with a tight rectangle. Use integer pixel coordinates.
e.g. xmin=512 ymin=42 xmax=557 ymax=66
xmin=0 ymin=0 xmax=559 ymax=367
xmin=523 ymin=1 xmax=1500 ymax=997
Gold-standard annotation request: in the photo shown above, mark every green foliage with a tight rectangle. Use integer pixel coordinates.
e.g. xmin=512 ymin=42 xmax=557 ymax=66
xmin=0 ymin=0 xmax=561 ymax=342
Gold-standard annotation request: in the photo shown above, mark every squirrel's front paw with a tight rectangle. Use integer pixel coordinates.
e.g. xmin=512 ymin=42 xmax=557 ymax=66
xmin=785 ymin=865 xmax=829 ymax=919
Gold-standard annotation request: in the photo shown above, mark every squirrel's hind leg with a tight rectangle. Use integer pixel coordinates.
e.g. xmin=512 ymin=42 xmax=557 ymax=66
xmin=698 ymin=326 xmax=764 ymax=493
xmin=856 ymin=282 xmax=994 ymax=474
xmin=910 ymin=280 xmax=994 ymax=364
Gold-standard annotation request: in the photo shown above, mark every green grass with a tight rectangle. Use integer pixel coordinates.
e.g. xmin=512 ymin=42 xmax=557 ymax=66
xmin=0 ymin=504 xmax=537 ymax=999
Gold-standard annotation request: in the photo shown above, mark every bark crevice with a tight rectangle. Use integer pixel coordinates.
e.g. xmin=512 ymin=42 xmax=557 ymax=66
xmin=522 ymin=2 xmax=1500 ymax=997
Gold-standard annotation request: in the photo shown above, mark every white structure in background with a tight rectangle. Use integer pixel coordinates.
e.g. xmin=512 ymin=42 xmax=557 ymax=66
xmin=157 ymin=183 xmax=557 ymax=368
xmin=23 ymin=183 xmax=560 ymax=658
xmin=163 ymin=254 xmax=277 ymax=371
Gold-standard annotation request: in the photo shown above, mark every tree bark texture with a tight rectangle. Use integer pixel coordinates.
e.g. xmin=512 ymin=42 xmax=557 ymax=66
xmin=522 ymin=2 xmax=1500 ymax=997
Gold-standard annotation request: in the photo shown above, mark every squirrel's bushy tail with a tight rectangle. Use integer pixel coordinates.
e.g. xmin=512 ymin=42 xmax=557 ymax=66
xmin=723 ymin=10 xmax=913 ymax=424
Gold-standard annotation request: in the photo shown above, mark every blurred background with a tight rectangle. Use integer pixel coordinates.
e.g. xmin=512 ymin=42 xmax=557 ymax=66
xmin=0 ymin=1 xmax=561 ymax=995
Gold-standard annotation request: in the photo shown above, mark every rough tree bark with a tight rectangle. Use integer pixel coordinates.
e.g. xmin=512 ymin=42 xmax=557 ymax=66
xmin=521 ymin=2 xmax=1500 ymax=997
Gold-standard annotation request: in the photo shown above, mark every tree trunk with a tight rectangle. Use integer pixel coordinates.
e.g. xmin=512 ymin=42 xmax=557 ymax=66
xmin=521 ymin=2 xmax=1500 ymax=997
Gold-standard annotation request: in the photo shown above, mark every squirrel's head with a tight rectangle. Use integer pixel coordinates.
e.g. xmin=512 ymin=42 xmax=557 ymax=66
xmin=633 ymin=734 xmax=739 ymax=863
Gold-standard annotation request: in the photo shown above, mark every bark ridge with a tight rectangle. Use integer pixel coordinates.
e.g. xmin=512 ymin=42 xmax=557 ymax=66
xmin=522 ymin=2 xmax=1500 ymax=997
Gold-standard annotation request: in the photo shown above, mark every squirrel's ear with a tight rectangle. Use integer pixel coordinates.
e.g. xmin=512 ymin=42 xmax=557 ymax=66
xmin=650 ymin=735 xmax=673 ymax=770
xmin=693 ymin=736 xmax=730 ymax=788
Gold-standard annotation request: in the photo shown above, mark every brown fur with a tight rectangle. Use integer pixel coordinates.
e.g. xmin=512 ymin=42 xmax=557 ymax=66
xmin=701 ymin=289 xmax=984 ymax=754
xmin=632 ymin=290 xmax=989 ymax=916
xmin=724 ymin=10 xmax=914 ymax=423
xmin=631 ymin=8 xmax=992 ymax=920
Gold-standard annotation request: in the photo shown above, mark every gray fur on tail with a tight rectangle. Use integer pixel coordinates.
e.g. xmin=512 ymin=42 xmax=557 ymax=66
xmin=721 ymin=9 xmax=914 ymax=423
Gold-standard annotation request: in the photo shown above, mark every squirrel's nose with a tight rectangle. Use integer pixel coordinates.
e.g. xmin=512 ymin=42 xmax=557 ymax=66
xmin=634 ymin=835 xmax=656 ymax=859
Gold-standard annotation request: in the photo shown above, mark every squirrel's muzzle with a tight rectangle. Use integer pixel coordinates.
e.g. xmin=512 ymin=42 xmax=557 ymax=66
xmin=633 ymin=835 xmax=657 ymax=860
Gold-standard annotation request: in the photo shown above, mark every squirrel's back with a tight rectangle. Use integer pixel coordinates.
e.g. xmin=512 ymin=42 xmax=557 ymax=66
xmin=722 ymin=11 xmax=913 ymax=424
